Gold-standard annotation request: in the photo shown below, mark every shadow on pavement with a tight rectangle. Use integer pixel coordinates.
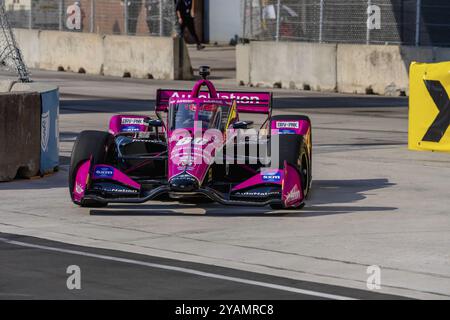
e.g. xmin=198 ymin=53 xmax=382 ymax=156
xmin=61 ymin=98 xmax=154 ymax=114
xmin=0 ymin=163 xmax=396 ymax=216
xmin=309 ymin=179 xmax=395 ymax=205
xmin=0 ymin=161 xmax=69 ymax=190
xmin=60 ymin=95 xmax=408 ymax=115
xmin=274 ymin=96 xmax=407 ymax=109
xmin=90 ymin=178 xmax=397 ymax=217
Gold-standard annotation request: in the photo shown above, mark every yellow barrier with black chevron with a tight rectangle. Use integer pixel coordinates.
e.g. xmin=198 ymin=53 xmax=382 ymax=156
xmin=409 ymin=61 xmax=450 ymax=152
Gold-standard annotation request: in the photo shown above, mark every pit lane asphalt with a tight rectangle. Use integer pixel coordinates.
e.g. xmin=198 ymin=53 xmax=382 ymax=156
xmin=0 ymin=69 xmax=449 ymax=300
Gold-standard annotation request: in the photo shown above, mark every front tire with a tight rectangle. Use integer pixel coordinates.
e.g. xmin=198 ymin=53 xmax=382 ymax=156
xmin=269 ymin=116 xmax=312 ymax=210
xmin=69 ymin=131 xmax=114 ymax=207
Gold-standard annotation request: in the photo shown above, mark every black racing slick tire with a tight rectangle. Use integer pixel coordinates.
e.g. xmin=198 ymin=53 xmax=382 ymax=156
xmin=269 ymin=115 xmax=312 ymax=210
xmin=69 ymin=131 xmax=114 ymax=208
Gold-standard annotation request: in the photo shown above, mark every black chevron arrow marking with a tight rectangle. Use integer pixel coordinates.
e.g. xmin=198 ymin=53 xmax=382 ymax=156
xmin=422 ymin=80 xmax=450 ymax=143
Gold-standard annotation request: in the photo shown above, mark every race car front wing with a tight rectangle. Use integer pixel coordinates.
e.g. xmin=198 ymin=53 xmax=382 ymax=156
xmin=76 ymin=161 xmax=304 ymax=208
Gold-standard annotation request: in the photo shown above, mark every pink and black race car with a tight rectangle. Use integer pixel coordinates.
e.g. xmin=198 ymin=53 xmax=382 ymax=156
xmin=69 ymin=67 xmax=312 ymax=210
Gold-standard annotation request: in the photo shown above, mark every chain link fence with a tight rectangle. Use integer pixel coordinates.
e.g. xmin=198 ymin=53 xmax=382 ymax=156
xmin=4 ymin=0 xmax=176 ymax=36
xmin=4 ymin=0 xmax=449 ymax=45
xmin=242 ymin=0 xmax=450 ymax=47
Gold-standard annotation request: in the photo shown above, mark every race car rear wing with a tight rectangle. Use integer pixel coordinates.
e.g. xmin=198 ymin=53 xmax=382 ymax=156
xmin=156 ymin=89 xmax=273 ymax=114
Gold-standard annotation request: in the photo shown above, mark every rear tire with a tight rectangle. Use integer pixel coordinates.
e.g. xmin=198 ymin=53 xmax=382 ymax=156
xmin=69 ymin=131 xmax=114 ymax=207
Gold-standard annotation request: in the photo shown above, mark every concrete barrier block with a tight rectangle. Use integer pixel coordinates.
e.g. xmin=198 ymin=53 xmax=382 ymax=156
xmin=175 ymin=38 xmax=194 ymax=80
xmin=236 ymin=44 xmax=250 ymax=85
xmin=13 ymin=28 xmax=40 ymax=69
xmin=0 ymin=80 xmax=17 ymax=93
xmin=337 ymin=44 xmax=434 ymax=96
xmin=237 ymin=41 xmax=450 ymax=96
xmin=247 ymin=42 xmax=337 ymax=91
xmin=12 ymin=83 xmax=60 ymax=174
xmin=39 ymin=30 xmax=104 ymax=74
xmin=103 ymin=35 xmax=190 ymax=80
xmin=0 ymin=92 xmax=41 ymax=182
xmin=13 ymin=29 xmax=193 ymax=80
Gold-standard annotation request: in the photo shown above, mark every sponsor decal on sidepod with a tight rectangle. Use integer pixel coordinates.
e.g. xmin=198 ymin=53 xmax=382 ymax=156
xmin=279 ymin=129 xmax=297 ymax=135
xmin=121 ymin=117 xmax=146 ymax=125
xmin=121 ymin=125 xmax=141 ymax=132
xmin=276 ymin=121 xmax=299 ymax=129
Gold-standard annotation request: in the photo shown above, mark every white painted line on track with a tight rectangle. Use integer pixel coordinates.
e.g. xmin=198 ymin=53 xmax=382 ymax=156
xmin=0 ymin=237 xmax=356 ymax=300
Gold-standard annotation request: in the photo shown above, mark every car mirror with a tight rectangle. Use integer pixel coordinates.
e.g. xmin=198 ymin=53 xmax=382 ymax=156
xmin=233 ymin=121 xmax=254 ymax=129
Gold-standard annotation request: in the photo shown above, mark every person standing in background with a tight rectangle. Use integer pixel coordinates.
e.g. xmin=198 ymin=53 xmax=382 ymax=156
xmin=176 ymin=0 xmax=205 ymax=50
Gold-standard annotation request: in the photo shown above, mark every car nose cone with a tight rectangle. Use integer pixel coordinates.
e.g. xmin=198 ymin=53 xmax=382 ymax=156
xmin=169 ymin=174 xmax=199 ymax=192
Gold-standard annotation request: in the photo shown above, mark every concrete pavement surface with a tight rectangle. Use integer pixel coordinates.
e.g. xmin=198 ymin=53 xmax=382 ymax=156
xmin=0 ymin=69 xmax=449 ymax=300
